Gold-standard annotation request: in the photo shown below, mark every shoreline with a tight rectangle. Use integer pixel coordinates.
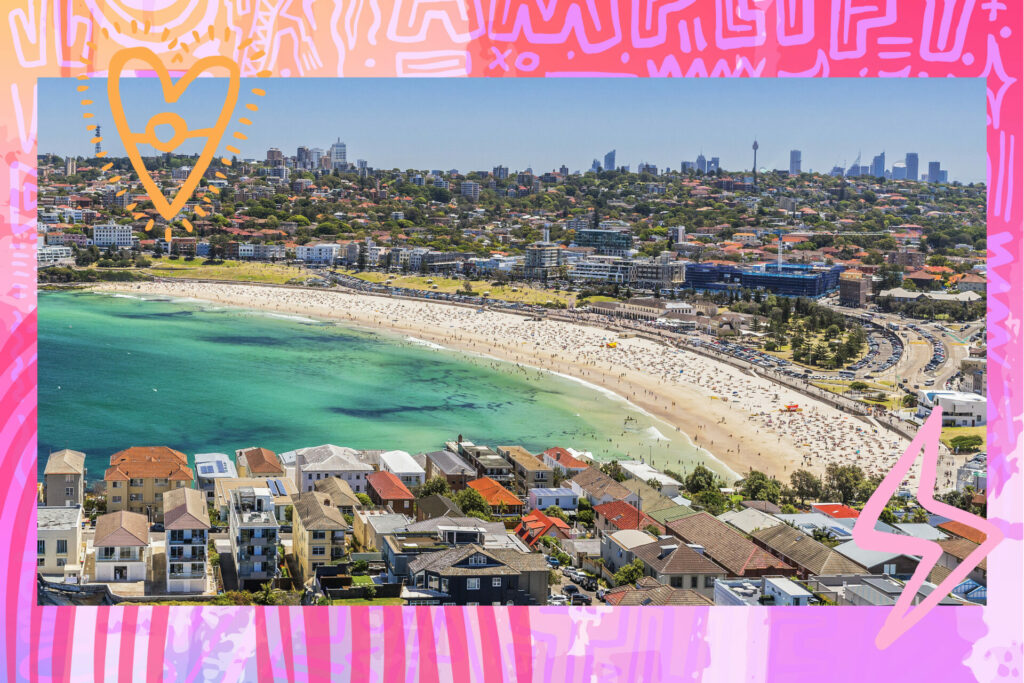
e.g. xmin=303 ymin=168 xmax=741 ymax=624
xmin=83 ymin=280 xmax=918 ymax=487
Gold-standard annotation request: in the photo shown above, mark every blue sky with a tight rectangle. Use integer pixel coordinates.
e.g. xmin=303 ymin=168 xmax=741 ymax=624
xmin=39 ymin=77 xmax=986 ymax=182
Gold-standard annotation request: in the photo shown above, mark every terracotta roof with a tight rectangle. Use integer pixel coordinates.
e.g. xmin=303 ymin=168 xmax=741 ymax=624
xmin=937 ymin=521 xmax=987 ymax=545
xmin=938 ymin=538 xmax=987 ymax=571
xmin=595 ymin=500 xmax=660 ymax=532
xmin=604 ymin=580 xmax=713 ymax=606
xmin=467 ymin=477 xmax=522 ymax=507
xmin=811 ymin=503 xmax=860 ymax=519
xmin=542 ymin=448 xmax=588 ymax=470
xmin=313 ymin=477 xmax=360 ymax=509
xmin=514 ymin=509 xmax=570 ymax=547
xmin=750 ymin=524 xmax=866 ymax=575
xmin=667 ymin=512 xmax=793 ymax=577
xmin=366 ymin=470 xmax=414 ymax=501
xmin=569 ymin=467 xmax=633 ymax=502
xmin=238 ymin=447 xmax=285 ymax=475
xmin=631 ymin=539 xmax=725 ymax=576
xmin=94 ymin=510 xmax=150 ymax=547
xmin=162 ymin=488 xmax=211 ymax=530
xmin=292 ymin=491 xmax=349 ymax=530
xmin=104 ymin=446 xmax=193 ymax=482
xmin=44 ymin=449 xmax=86 ymax=476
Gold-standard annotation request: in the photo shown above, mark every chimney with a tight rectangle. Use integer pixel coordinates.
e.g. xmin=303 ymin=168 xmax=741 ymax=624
xmin=659 ymin=544 xmax=678 ymax=559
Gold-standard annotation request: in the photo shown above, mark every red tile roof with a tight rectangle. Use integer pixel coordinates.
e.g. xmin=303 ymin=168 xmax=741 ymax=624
xmin=105 ymin=446 xmax=193 ymax=482
xmin=811 ymin=503 xmax=860 ymax=519
xmin=467 ymin=477 xmax=522 ymax=507
xmin=514 ymin=509 xmax=571 ymax=547
xmin=937 ymin=520 xmax=987 ymax=545
xmin=542 ymin=447 xmax=588 ymax=470
xmin=594 ymin=500 xmax=660 ymax=532
xmin=366 ymin=471 xmax=414 ymax=501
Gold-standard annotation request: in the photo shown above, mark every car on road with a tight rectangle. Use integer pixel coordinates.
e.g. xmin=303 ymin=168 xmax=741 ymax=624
xmin=548 ymin=595 xmax=568 ymax=606
xmin=570 ymin=593 xmax=593 ymax=606
xmin=563 ymin=585 xmax=580 ymax=598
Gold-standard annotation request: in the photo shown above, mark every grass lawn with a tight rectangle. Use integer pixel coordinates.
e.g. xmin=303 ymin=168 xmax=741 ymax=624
xmin=351 ymin=575 xmax=374 ymax=586
xmin=330 ymin=597 xmax=404 ymax=606
xmin=143 ymin=259 xmax=306 ymax=284
xmin=940 ymin=426 xmax=987 ymax=451
xmin=579 ymin=295 xmax=620 ymax=305
xmin=345 ymin=270 xmax=576 ymax=307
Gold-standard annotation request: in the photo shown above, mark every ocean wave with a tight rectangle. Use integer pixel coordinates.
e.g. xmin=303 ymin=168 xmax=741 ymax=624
xmin=257 ymin=312 xmax=323 ymax=324
xmin=405 ymin=336 xmax=448 ymax=351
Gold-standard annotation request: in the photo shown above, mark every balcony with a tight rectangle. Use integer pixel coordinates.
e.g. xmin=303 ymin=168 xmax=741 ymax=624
xmin=167 ymin=533 xmax=207 ymax=545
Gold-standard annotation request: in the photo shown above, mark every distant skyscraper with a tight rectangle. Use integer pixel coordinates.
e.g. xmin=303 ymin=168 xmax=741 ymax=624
xmin=939 ymin=170 xmax=948 ymax=183
xmin=928 ymin=161 xmax=941 ymax=183
xmin=329 ymin=138 xmax=347 ymax=169
xmin=892 ymin=163 xmax=907 ymax=180
xmin=64 ymin=157 xmax=76 ymax=176
xmin=830 ymin=166 xmax=845 ymax=177
xmin=871 ymin=152 xmax=886 ymax=178
xmin=493 ymin=165 xmax=509 ymax=180
xmin=905 ymin=153 xmax=919 ymax=181
xmin=266 ymin=147 xmax=283 ymax=166
xmin=604 ymin=150 xmax=616 ymax=172
xmin=696 ymin=153 xmax=707 ymax=173
xmin=591 ymin=159 xmax=601 ymax=173
xmin=789 ymin=150 xmax=801 ymax=176
xmin=708 ymin=157 xmax=720 ymax=173
xmin=559 ymin=165 xmax=569 ymax=176
xmin=752 ymin=139 xmax=759 ymax=187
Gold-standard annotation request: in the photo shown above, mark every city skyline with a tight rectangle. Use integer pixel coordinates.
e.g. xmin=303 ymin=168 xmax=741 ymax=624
xmin=40 ymin=78 xmax=985 ymax=182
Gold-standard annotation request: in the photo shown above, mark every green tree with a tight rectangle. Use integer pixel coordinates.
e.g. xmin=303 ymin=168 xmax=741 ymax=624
xmin=685 ymin=464 xmax=717 ymax=495
xmin=544 ymin=505 xmax=568 ymax=522
xmin=600 ymin=461 xmax=627 ymax=482
xmin=356 ymin=493 xmax=373 ymax=507
xmin=352 ymin=559 xmax=369 ymax=574
xmin=692 ymin=488 xmax=728 ymax=515
xmin=613 ymin=558 xmax=645 ymax=587
xmin=879 ymin=507 xmax=898 ymax=525
xmin=453 ymin=487 xmax=491 ymax=518
xmin=824 ymin=463 xmax=866 ymax=505
xmin=789 ymin=469 xmax=823 ymax=506
xmin=909 ymin=506 xmax=930 ymax=523
xmin=418 ymin=476 xmax=451 ymax=498
xmin=739 ymin=470 xmax=782 ymax=504
xmin=949 ymin=435 xmax=983 ymax=453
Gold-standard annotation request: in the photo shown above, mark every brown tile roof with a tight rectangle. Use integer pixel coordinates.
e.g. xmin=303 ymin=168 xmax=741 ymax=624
xmin=44 ymin=449 xmax=86 ymax=476
xmin=292 ymin=491 xmax=349 ymax=530
xmin=238 ymin=447 xmax=285 ymax=475
xmin=104 ymin=446 xmax=193 ymax=482
xmin=938 ymin=538 xmax=988 ymax=571
xmin=604 ymin=580 xmax=713 ymax=606
xmin=367 ymin=471 xmax=414 ymax=501
xmin=162 ymin=488 xmax=211 ymax=530
xmin=498 ymin=445 xmax=551 ymax=472
xmin=570 ymin=467 xmax=633 ymax=502
xmin=94 ymin=511 xmax=150 ymax=547
xmin=937 ymin=521 xmax=987 ymax=545
xmin=667 ymin=512 xmax=793 ymax=577
xmin=750 ymin=524 xmax=866 ymax=575
xmin=631 ymin=540 xmax=726 ymax=576
xmin=467 ymin=477 xmax=522 ymax=508
xmin=313 ymin=477 xmax=360 ymax=509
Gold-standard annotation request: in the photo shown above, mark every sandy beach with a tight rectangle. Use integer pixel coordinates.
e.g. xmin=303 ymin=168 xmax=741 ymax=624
xmin=90 ymin=280 xmax=924 ymax=489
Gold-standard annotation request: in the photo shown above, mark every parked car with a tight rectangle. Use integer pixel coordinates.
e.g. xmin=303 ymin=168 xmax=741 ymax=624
xmin=548 ymin=594 xmax=568 ymax=606
xmin=570 ymin=593 xmax=593 ymax=606
xmin=563 ymin=585 xmax=580 ymax=597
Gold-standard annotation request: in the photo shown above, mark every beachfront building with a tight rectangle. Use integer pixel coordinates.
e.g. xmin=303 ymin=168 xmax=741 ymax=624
xmin=295 ymin=243 xmax=341 ymax=265
xmin=235 ymin=447 xmax=286 ymax=479
xmin=92 ymin=223 xmax=133 ymax=249
xmin=228 ymin=487 xmax=280 ymax=587
xmin=314 ymin=477 xmax=361 ymax=515
xmin=451 ymin=442 xmax=515 ymax=487
xmin=163 ymin=488 xmax=211 ymax=593
xmin=466 ymin=477 xmax=524 ymax=518
xmin=213 ymin=476 xmax=296 ymax=524
xmin=104 ymin=446 xmax=194 ymax=523
xmin=37 ymin=506 xmax=84 ymax=582
xmin=366 ymin=471 xmax=416 ymax=515
xmin=420 ymin=450 xmax=476 ymax=492
xmin=540 ymin=447 xmax=589 ymax=477
xmin=379 ymin=450 xmax=426 ymax=489
xmin=353 ymin=510 xmax=413 ymax=551
xmin=294 ymin=444 xmax=374 ymax=494
xmin=527 ymin=487 xmax=578 ymax=512
xmin=496 ymin=445 xmax=553 ymax=492
xmin=916 ymin=391 xmax=987 ymax=427
xmin=618 ymin=461 xmax=683 ymax=498
xmin=291 ymin=491 xmax=349 ymax=584
xmin=43 ymin=449 xmax=86 ymax=508
xmin=93 ymin=510 xmax=150 ymax=583
xmin=568 ymin=467 xmax=641 ymax=508
xmin=193 ymin=452 xmax=238 ymax=502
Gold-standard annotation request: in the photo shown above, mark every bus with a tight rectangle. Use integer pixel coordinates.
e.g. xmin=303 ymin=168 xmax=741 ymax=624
xmin=887 ymin=322 xmax=900 ymax=331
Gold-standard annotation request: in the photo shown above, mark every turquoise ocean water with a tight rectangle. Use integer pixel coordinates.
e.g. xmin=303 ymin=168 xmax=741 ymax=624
xmin=39 ymin=291 xmax=717 ymax=483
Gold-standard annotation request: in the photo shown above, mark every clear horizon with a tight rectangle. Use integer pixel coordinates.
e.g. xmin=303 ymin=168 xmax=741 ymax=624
xmin=39 ymin=77 xmax=986 ymax=183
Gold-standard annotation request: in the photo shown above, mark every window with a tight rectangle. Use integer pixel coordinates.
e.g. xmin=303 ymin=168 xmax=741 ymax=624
xmin=130 ymin=479 xmax=144 ymax=487
xmin=467 ymin=578 xmax=480 ymax=590
xmin=469 ymin=554 xmax=486 ymax=565
xmin=312 ymin=531 xmax=326 ymax=540
xmin=441 ymin=579 xmax=449 ymax=592
xmin=111 ymin=481 xmax=123 ymax=489
xmin=65 ymin=475 xmax=75 ymax=483
xmin=65 ymin=487 xmax=74 ymax=497
xmin=37 ymin=558 xmax=45 ymax=567
xmin=492 ymin=577 xmax=502 ymax=587
xmin=37 ymin=540 xmax=45 ymax=554
xmin=56 ymin=559 xmax=66 ymax=567
xmin=690 ymin=576 xmax=698 ymax=589
xmin=312 ymin=546 xmax=326 ymax=556
xmin=670 ymin=577 xmax=682 ymax=588
xmin=704 ymin=576 xmax=715 ymax=589
xmin=112 ymin=496 xmax=122 ymax=503
xmin=883 ymin=563 xmax=897 ymax=575
xmin=56 ymin=540 xmax=68 ymax=555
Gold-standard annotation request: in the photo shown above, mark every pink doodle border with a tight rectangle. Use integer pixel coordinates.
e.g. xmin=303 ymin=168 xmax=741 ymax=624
xmin=1 ymin=1 xmax=1021 ymax=681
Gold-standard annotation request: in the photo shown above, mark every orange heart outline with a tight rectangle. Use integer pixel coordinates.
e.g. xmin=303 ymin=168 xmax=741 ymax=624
xmin=107 ymin=48 xmax=240 ymax=222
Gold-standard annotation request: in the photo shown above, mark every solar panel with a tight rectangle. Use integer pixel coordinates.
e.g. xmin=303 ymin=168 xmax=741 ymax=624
xmin=216 ymin=461 xmax=228 ymax=474
xmin=199 ymin=465 xmax=214 ymax=475
xmin=269 ymin=479 xmax=283 ymax=496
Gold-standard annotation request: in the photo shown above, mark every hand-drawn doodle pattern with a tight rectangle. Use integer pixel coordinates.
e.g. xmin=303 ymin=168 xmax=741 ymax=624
xmin=0 ymin=1 xmax=1020 ymax=680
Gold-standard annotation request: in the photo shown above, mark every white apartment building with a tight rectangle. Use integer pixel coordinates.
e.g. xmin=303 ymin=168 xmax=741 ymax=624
xmin=37 ymin=506 xmax=83 ymax=582
xmin=38 ymin=245 xmax=74 ymax=267
xmin=93 ymin=223 xmax=133 ymax=249
xmin=163 ymin=488 xmax=211 ymax=593
xmin=229 ymin=487 xmax=280 ymax=584
xmin=295 ymin=243 xmax=340 ymax=265
xmin=379 ymin=450 xmax=426 ymax=489
xmin=93 ymin=510 xmax=150 ymax=583
xmin=294 ymin=444 xmax=374 ymax=493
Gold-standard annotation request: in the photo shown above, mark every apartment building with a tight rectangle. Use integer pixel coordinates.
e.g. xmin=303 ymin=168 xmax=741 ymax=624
xmin=163 ymin=488 xmax=211 ymax=593
xmin=93 ymin=510 xmax=150 ymax=582
xmin=291 ymin=491 xmax=349 ymax=583
xmin=228 ymin=487 xmax=280 ymax=587
xmin=104 ymin=446 xmax=194 ymax=523
xmin=496 ymin=445 xmax=552 ymax=492
xmin=37 ymin=506 xmax=83 ymax=582
xmin=43 ymin=449 xmax=86 ymax=508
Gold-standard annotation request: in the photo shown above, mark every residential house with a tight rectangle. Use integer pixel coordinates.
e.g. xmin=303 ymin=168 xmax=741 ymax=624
xmin=666 ymin=512 xmax=796 ymax=578
xmin=92 ymin=510 xmax=150 ymax=583
xmin=621 ymin=479 xmax=679 ymax=515
xmin=291 ymin=491 xmax=349 ymax=584
xmin=594 ymin=500 xmax=663 ymax=536
xmin=37 ymin=506 xmax=84 ymax=582
xmin=811 ymin=503 xmax=860 ymax=519
xmin=466 ymin=477 xmax=524 ymax=518
xmin=407 ymin=544 xmax=550 ymax=605
xmin=568 ymin=467 xmax=641 ymax=508
xmin=294 ymin=444 xmax=374 ymax=494
xmin=740 ymin=500 xmax=782 ymax=515
xmin=937 ymin=538 xmax=987 ymax=586
xmin=235 ymin=447 xmax=286 ymax=479
xmin=451 ymin=442 xmax=515 ymax=487
xmin=496 ymin=445 xmax=553 ymax=492
xmin=416 ymin=495 xmax=462 ymax=522
xmin=604 ymin=576 xmax=714 ymax=606
xmin=514 ymin=509 xmax=572 ymax=549
xmin=104 ymin=446 xmax=194 ymax=523
xmin=353 ymin=510 xmax=412 ymax=551
xmin=630 ymin=538 xmax=727 ymax=598
xmin=228 ymin=487 xmax=280 ymax=587
xmin=749 ymin=524 xmax=867 ymax=580
xmin=540 ymin=447 xmax=589 ymax=478
xmin=618 ymin=461 xmax=682 ymax=497
xmin=366 ymin=471 xmax=416 ymax=516
xmin=715 ymin=576 xmax=814 ymax=606
xmin=382 ymin=519 xmax=503 ymax=582
xmin=527 ymin=487 xmax=578 ymax=512
xmin=43 ymin=449 xmax=86 ymax=508
xmin=379 ymin=450 xmax=426 ymax=489
xmin=717 ymin=507 xmax=783 ymax=535
xmin=600 ymin=529 xmax=657 ymax=574
xmin=313 ymin=477 xmax=361 ymax=516
xmin=213 ymin=477 xmax=296 ymax=524
xmin=193 ymin=452 xmax=238 ymax=502
xmin=937 ymin=520 xmax=988 ymax=545
xmin=420 ymin=450 xmax=476 ymax=491
xmin=162 ymin=487 xmax=210 ymax=593
xmin=832 ymin=540 xmax=920 ymax=578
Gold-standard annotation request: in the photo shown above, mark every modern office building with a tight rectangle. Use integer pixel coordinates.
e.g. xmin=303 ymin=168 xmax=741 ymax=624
xmin=928 ymin=161 xmax=942 ymax=183
xmin=573 ymin=228 xmax=632 ymax=257
xmin=871 ymin=152 xmax=886 ymax=178
xmin=905 ymin=153 xmax=919 ymax=181
xmin=789 ymin=150 xmax=801 ymax=176
xmin=683 ymin=262 xmax=845 ymax=298
xmin=329 ymin=139 xmax=347 ymax=169
xmin=604 ymin=150 xmax=616 ymax=172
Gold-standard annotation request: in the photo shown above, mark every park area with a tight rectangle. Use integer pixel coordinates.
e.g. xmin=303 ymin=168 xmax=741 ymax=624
xmin=940 ymin=426 xmax=986 ymax=453
xmin=343 ymin=270 xmax=577 ymax=307
xmin=142 ymin=258 xmax=307 ymax=284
